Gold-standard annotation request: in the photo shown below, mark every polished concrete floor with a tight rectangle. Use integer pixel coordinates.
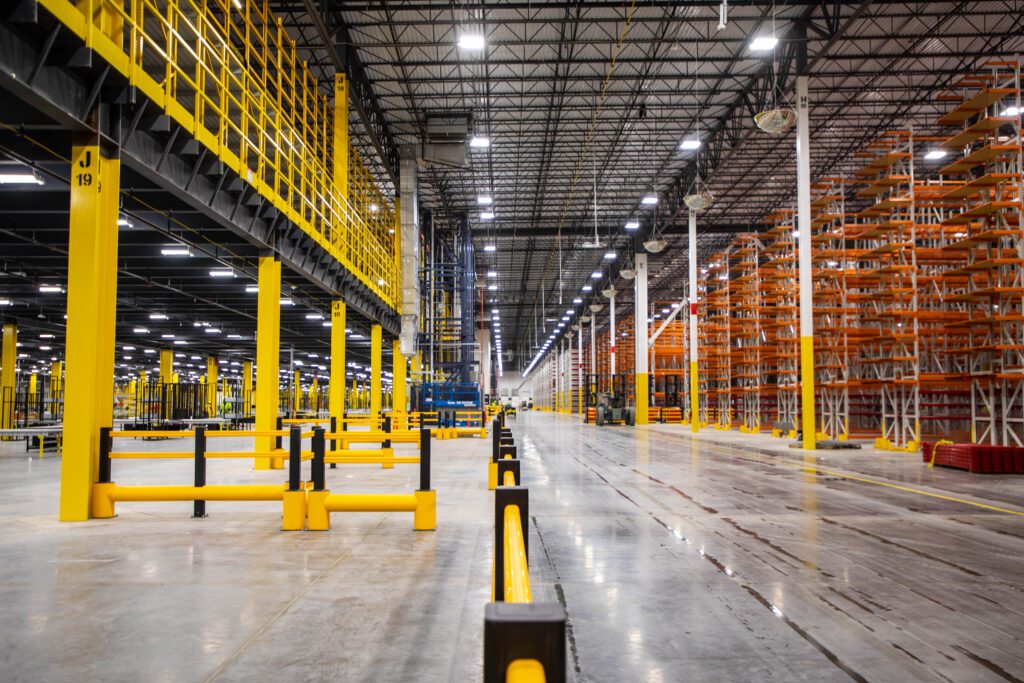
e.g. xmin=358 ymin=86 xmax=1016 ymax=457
xmin=1 ymin=413 xmax=1023 ymax=682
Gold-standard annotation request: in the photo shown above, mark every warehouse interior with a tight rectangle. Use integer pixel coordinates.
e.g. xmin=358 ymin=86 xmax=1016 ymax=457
xmin=1 ymin=1 xmax=1023 ymax=681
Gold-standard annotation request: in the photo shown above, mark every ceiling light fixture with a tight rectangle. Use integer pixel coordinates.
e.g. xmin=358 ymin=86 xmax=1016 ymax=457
xmin=457 ymin=34 xmax=486 ymax=50
xmin=209 ymin=269 xmax=235 ymax=278
xmin=477 ymin=195 xmax=492 ymax=205
xmin=750 ymin=36 xmax=779 ymax=51
xmin=469 ymin=136 xmax=490 ymax=149
xmin=641 ymin=195 xmax=658 ymax=205
xmin=679 ymin=137 xmax=702 ymax=151
xmin=0 ymin=171 xmax=42 ymax=185
xmin=480 ymin=211 xmax=495 ymax=220
xmin=161 ymin=247 xmax=192 ymax=257
xmin=625 ymin=220 xmax=640 ymax=230
xmin=924 ymin=149 xmax=947 ymax=160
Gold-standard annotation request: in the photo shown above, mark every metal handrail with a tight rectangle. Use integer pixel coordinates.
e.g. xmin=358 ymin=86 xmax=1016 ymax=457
xmin=39 ymin=0 xmax=398 ymax=306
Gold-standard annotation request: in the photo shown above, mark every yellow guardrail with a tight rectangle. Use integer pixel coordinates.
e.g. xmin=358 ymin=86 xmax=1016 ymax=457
xmin=502 ymin=483 xmax=530 ymax=603
xmin=38 ymin=0 xmax=398 ymax=306
xmin=484 ymin=417 xmax=564 ymax=681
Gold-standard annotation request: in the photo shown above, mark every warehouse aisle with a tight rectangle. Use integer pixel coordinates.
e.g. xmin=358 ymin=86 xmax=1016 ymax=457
xmin=518 ymin=411 xmax=1024 ymax=682
xmin=2 ymin=415 xmax=1023 ymax=682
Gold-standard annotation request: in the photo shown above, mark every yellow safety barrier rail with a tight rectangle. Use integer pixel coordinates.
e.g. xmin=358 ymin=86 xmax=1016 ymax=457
xmin=483 ymin=416 xmax=566 ymax=682
xmin=307 ymin=426 xmax=435 ymax=531
xmin=38 ymin=0 xmax=398 ymax=306
xmin=95 ymin=425 xmax=306 ymax=526
xmin=93 ymin=422 xmax=435 ymax=531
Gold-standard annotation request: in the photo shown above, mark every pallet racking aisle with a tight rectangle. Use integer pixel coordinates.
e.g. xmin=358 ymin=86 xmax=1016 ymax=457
xmin=939 ymin=59 xmax=1024 ymax=446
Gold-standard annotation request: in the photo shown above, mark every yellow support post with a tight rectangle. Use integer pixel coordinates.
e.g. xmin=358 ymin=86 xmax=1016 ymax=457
xmin=59 ymin=140 xmax=120 ymax=521
xmin=28 ymin=372 xmax=37 ymax=404
xmin=370 ymin=324 xmax=382 ymax=417
xmin=51 ymin=360 xmax=63 ymax=394
xmin=1 ymin=324 xmax=15 ymax=432
xmin=329 ymin=300 xmax=346 ymax=425
xmin=159 ymin=349 xmax=173 ymax=385
xmin=206 ymin=356 xmax=218 ymax=417
xmin=255 ymin=256 xmax=282 ymax=469
xmin=242 ymin=361 xmax=253 ymax=413
xmin=293 ymin=370 xmax=301 ymax=417
xmin=310 ymin=377 xmax=318 ymax=414
xmin=393 ymin=339 xmax=407 ymax=413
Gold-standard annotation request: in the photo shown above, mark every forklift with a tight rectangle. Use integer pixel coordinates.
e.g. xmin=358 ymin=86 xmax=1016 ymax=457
xmin=593 ymin=374 xmax=635 ymax=426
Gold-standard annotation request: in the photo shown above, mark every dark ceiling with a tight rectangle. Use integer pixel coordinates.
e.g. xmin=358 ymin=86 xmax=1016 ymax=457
xmin=272 ymin=0 xmax=1024 ymax=372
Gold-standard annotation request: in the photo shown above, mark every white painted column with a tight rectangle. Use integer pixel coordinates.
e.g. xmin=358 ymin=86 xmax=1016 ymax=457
xmin=634 ymin=253 xmax=649 ymax=425
xmin=609 ymin=291 xmax=617 ymax=382
xmin=688 ymin=208 xmax=700 ymax=433
xmin=577 ymin=323 xmax=584 ymax=415
xmin=796 ymin=74 xmax=816 ymax=450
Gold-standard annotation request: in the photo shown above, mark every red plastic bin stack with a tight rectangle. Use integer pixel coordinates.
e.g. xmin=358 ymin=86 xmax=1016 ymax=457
xmin=922 ymin=442 xmax=1024 ymax=474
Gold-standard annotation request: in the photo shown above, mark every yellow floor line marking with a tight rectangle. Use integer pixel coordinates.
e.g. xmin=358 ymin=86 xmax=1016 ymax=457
xmin=644 ymin=425 xmax=1024 ymax=518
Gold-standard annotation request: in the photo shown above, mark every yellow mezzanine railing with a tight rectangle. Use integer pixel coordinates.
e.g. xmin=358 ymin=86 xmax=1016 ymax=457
xmin=40 ymin=0 xmax=398 ymax=307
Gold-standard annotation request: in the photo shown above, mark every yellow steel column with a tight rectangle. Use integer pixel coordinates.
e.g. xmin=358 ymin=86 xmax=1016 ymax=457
xmin=159 ymin=349 xmax=173 ymax=420
xmin=206 ymin=356 xmax=218 ymax=417
xmin=393 ymin=339 xmax=407 ymax=413
xmin=370 ymin=324 xmax=382 ymax=417
xmin=242 ymin=361 xmax=253 ymax=414
xmin=51 ymin=361 xmax=63 ymax=390
xmin=255 ymin=256 xmax=282 ymax=469
xmin=1 ymin=324 xmax=15 ymax=432
xmin=159 ymin=349 xmax=173 ymax=384
xmin=293 ymin=370 xmax=300 ymax=416
xmin=329 ymin=300 xmax=346 ymax=424
xmin=60 ymin=140 xmax=120 ymax=521
xmin=28 ymin=372 xmax=37 ymax=403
